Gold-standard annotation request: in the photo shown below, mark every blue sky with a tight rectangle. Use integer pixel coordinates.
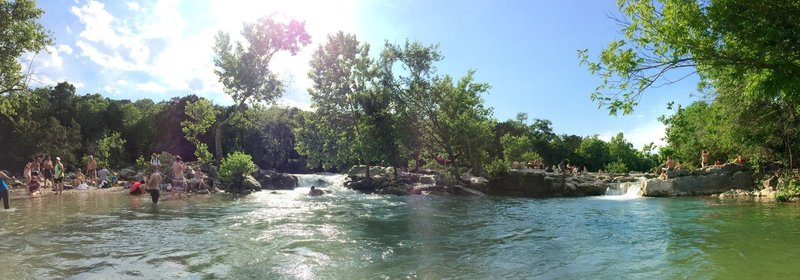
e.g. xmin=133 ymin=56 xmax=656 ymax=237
xmin=26 ymin=0 xmax=701 ymax=149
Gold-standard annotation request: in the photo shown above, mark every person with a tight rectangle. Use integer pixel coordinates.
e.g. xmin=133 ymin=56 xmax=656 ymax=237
xmin=735 ymin=155 xmax=747 ymax=164
xmin=28 ymin=171 xmax=41 ymax=195
xmin=660 ymin=156 xmax=677 ymax=179
xmin=54 ymin=157 xmax=64 ymax=195
xmin=0 ymin=170 xmax=14 ymax=210
xmin=701 ymin=150 xmax=709 ymax=168
xmin=98 ymin=166 xmax=110 ymax=188
xmin=86 ymin=155 xmax=97 ymax=186
xmin=715 ymin=158 xmax=723 ymax=166
xmin=42 ymin=155 xmax=54 ymax=190
xmin=23 ymin=159 xmax=33 ymax=184
xmin=31 ymin=156 xmax=41 ymax=177
xmin=146 ymin=169 xmax=162 ymax=203
xmin=309 ymin=186 xmax=324 ymax=196
xmin=193 ymin=168 xmax=208 ymax=193
xmin=558 ymin=160 xmax=566 ymax=173
xmin=129 ymin=180 xmax=145 ymax=195
xmin=73 ymin=168 xmax=86 ymax=189
xmin=150 ymin=152 xmax=161 ymax=171
xmin=171 ymin=155 xmax=186 ymax=198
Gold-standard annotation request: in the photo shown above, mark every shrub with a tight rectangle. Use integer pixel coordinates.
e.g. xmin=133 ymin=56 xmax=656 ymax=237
xmin=485 ymin=158 xmax=509 ymax=178
xmin=135 ymin=155 xmax=148 ymax=171
xmin=194 ymin=143 xmax=214 ymax=164
xmin=776 ymin=179 xmax=800 ymax=202
xmin=219 ymin=151 xmax=257 ymax=187
xmin=604 ymin=161 xmax=628 ymax=174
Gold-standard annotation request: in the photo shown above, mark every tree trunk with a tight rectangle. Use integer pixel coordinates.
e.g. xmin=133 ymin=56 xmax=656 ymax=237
xmin=214 ymin=115 xmax=231 ymax=165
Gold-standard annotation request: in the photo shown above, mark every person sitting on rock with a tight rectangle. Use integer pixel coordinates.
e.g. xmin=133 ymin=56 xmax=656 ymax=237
xmin=715 ymin=158 xmax=722 ymax=166
xmin=28 ymin=171 xmax=41 ymax=196
xmin=558 ymin=161 xmax=567 ymax=174
xmin=309 ymin=186 xmax=324 ymax=196
xmin=735 ymin=155 xmax=747 ymax=164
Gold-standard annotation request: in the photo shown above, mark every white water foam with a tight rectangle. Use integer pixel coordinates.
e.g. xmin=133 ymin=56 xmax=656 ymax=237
xmin=599 ymin=178 xmax=645 ymax=200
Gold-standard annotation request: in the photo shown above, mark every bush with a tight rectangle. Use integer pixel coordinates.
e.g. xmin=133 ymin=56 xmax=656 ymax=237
xmin=485 ymin=158 xmax=509 ymax=178
xmin=776 ymin=179 xmax=800 ymax=202
xmin=194 ymin=143 xmax=213 ymax=164
xmin=219 ymin=151 xmax=257 ymax=187
xmin=135 ymin=155 xmax=148 ymax=171
xmin=604 ymin=161 xmax=628 ymax=174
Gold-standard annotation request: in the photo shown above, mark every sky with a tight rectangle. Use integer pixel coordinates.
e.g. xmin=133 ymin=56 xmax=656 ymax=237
xmin=26 ymin=0 xmax=702 ymax=150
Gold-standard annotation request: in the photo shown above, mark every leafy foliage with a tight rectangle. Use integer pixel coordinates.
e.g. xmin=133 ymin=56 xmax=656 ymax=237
xmin=182 ymin=99 xmax=218 ymax=163
xmin=95 ymin=132 xmax=126 ymax=169
xmin=212 ymin=15 xmax=311 ymax=161
xmin=0 ymin=0 xmax=52 ymax=97
xmin=219 ymin=151 xmax=257 ymax=187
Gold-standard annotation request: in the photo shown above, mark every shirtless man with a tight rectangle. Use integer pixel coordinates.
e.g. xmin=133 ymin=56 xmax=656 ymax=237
xmin=171 ymin=156 xmax=186 ymax=198
xmin=43 ymin=155 xmax=54 ymax=190
xmin=147 ymin=169 xmax=162 ymax=203
xmin=193 ymin=168 xmax=208 ymax=193
xmin=701 ymin=150 xmax=709 ymax=168
xmin=86 ymin=155 xmax=97 ymax=186
xmin=660 ymin=156 xmax=677 ymax=179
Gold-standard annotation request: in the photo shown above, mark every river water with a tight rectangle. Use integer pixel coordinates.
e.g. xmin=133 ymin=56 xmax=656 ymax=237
xmin=2 ymin=173 xmax=800 ymax=279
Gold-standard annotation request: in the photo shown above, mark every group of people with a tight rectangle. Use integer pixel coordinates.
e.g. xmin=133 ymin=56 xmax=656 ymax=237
xmin=133 ymin=153 xmax=209 ymax=204
xmin=20 ymin=154 xmax=110 ymax=196
xmin=659 ymin=150 xmax=749 ymax=179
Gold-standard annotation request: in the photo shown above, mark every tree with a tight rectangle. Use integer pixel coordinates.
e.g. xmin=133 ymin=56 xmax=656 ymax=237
xmin=579 ymin=0 xmax=800 ymax=115
xmin=576 ymin=135 xmax=610 ymax=171
xmin=0 ymin=0 xmax=52 ymax=98
xmin=212 ymin=15 xmax=311 ymax=162
xmin=181 ymin=99 xmax=218 ymax=163
xmin=298 ymin=31 xmax=383 ymax=173
xmin=95 ymin=131 xmax=126 ymax=169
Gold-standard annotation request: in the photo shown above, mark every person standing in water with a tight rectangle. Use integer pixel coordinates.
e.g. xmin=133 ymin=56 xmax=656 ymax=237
xmin=147 ymin=169 xmax=162 ymax=203
xmin=42 ymin=155 xmax=54 ymax=190
xmin=171 ymin=156 xmax=186 ymax=198
xmin=54 ymin=157 xmax=64 ymax=195
xmin=0 ymin=170 xmax=15 ymax=209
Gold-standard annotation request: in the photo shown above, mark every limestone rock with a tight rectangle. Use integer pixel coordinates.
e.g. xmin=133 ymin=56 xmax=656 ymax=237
xmin=243 ymin=175 xmax=261 ymax=190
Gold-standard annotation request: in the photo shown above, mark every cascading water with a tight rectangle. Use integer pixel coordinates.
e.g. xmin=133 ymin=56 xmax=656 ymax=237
xmin=293 ymin=173 xmax=350 ymax=192
xmin=601 ymin=177 xmax=645 ymax=199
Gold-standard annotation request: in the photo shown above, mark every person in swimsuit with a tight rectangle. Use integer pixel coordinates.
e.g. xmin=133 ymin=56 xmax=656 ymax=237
xmin=171 ymin=155 xmax=186 ymax=198
xmin=43 ymin=155 xmax=54 ymax=190
xmin=701 ymin=150 xmax=709 ymax=168
xmin=54 ymin=157 xmax=64 ymax=195
xmin=23 ymin=159 xmax=33 ymax=184
xmin=147 ymin=169 xmax=162 ymax=203
xmin=73 ymin=168 xmax=85 ymax=188
xmin=0 ymin=170 xmax=15 ymax=209
xmin=86 ymin=155 xmax=97 ymax=186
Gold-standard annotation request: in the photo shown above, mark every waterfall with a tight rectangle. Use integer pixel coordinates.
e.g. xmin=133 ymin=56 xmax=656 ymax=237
xmin=602 ymin=177 xmax=645 ymax=199
xmin=293 ymin=173 xmax=349 ymax=191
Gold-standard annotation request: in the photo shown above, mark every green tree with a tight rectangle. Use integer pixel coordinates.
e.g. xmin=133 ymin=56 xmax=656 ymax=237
xmin=500 ymin=134 xmax=533 ymax=163
xmin=580 ymin=0 xmax=800 ymax=115
xmin=576 ymin=135 xmax=610 ymax=171
xmin=212 ymin=15 xmax=310 ymax=162
xmin=0 ymin=0 xmax=52 ymax=98
xmin=95 ymin=131 xmax=126 ymax=169
xmin=181 ymin=99 xmax=218 ymax=163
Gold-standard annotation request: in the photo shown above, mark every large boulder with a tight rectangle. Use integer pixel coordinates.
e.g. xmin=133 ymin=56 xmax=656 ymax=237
xmin=347 ymin=165 xmax=395 ymax=179
xmin=118 ymin=168 xmax=138 ymax=180
xmin=243 ymin=175 xmax=261 ymax=190
xmin=253 ymin=169 xmax=298 ymax=190
xmin=642 ymin=167 xmax=754 ymax=196
xmin=485 ymin=172 xmax=608 ymax=197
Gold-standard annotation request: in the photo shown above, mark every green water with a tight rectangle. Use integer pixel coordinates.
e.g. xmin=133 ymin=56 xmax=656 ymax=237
xmin=2 ymin=174 xmax=800 ymax=279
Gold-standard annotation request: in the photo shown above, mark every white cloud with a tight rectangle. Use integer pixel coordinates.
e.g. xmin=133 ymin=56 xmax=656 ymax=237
xmin=67 ymin=0 xmax=361 ymax=104
xmin=73 ymin=82 xmax=85 ymax=89
xmin=135 ymin=82 xmax=167 ymax=92
xmin=600 ymin=120 xmax=667 ymax=150
xmin=57 ymin=44 xmax=74 ymax=55
xmin=126 ymin=1 xmax=141 ymax=11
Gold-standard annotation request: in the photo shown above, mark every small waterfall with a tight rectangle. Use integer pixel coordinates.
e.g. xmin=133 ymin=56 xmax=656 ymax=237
xmin=602 ymin=178 xmax=645 ymax=199
xmin=294 ymin=173 xmax=349 ymax=191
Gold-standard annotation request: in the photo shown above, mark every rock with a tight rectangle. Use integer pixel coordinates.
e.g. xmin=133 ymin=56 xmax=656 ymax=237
xmin=208 ymin=165 xmax=218 ymax=178
xmin=375 ymin=184 xmax=409 ymax=195
xmin=719 ymin=189 xmax=753 ymax=199
xmin=243 ymin=175 xmax=261 ymax=190
xmin=118 ymin=168 xmax=138 ymax=180
xmin=253 ymin=169 xmax=298 ymax=190
xmin=347 ymin=178 xmax=382 ymax=193
xmin=763 ymin=175 xmax=779 ymax=191
xmin=486 ymin=172 xmax=607 ymax=197
xmin=643 ymin=179 xmax=675 ymax=196
xmin=452 ymin=185 xmax=485 ymax=196
xmin=419 ymin=175 xmax=436 ymax=185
